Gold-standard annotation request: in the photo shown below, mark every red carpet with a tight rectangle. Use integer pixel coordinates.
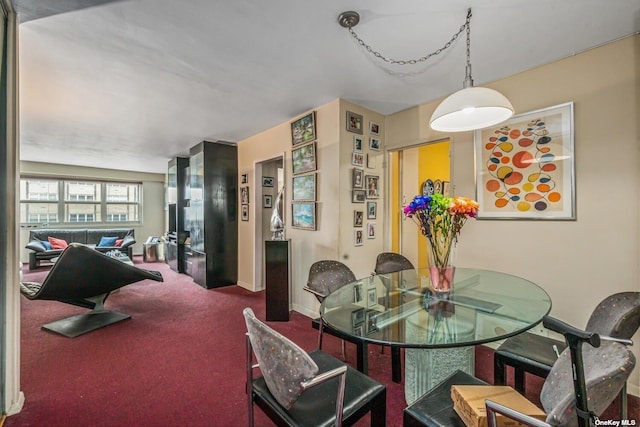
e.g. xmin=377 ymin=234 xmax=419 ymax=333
xmin=7 ymin=258 xmax=638 ymax=426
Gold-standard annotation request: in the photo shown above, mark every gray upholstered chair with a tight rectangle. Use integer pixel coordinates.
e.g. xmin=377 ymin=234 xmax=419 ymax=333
xmin=494 ymin=292 xmax=640 ymax=417
xmin=304 ymin=260 xmax=357 ymax=360
xmin=404 ymin=315 xmax=637 ymax=427
xmin=243 ymin=307 xmax=386 ymax=427
xmin=373 ymin=252 xmax=415 ymax=383
xmin=20 ymin=243 xmax=163 ymax=337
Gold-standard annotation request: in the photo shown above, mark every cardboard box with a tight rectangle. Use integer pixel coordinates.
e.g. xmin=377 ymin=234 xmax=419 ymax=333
xmin=451 ymin=385 xmax=546 ymax=427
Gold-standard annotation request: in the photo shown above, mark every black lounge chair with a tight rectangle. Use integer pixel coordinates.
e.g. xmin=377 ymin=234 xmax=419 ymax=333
xmin=20 ymin=243 xmax=163 ymax=338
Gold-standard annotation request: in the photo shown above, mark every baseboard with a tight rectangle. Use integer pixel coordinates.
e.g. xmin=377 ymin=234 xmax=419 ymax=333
xmin=291 ymin=303 xmax=316 ymax=320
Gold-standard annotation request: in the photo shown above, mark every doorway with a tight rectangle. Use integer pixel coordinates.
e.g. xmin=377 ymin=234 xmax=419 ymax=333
xmin=388 ymin=139 xmax=451 ymax=268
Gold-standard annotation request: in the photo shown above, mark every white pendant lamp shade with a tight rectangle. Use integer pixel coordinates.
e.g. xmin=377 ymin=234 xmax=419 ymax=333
xmin=429 ymin=86 xmax=514 ymax=132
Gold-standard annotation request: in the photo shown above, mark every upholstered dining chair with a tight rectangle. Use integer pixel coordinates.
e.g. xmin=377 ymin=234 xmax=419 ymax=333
xmin=404 ymin=315 xmax=636 ymax=427
xmin=373 ymin=252 xmax=415 ymax=383
xmin=243 ymin=307 xmax=386 ymax=427
xmin=494 ymin=291 xmax=640 ymax=418
xmin=304 ymin=260 xmax=357 ymax=360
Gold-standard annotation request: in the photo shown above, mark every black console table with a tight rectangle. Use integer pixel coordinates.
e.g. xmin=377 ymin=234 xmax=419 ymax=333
xmin=264 ymin=240 xmax=291 ymax=321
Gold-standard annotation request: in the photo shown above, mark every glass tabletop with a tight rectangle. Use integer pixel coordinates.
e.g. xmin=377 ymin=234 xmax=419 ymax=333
xmin=320 ymin=268 xmax=552 ymax=349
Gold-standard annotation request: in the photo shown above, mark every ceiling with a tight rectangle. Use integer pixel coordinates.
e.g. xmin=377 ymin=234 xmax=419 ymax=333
xmin=11 ymin=0 xmax=640 ymax=174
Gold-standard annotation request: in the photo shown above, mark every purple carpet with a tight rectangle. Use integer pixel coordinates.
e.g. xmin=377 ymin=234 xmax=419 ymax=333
xmin=6 ymin=258 xmax=637 ymax=426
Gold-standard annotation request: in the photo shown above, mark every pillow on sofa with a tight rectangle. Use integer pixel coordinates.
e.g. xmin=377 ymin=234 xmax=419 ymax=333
xmin=98 ymin=236 xmax=119 ymax=247
xmin=48 ymin=236 xmax=68 ymax=250
xmin=115 ymin=239 xmax=124 ymax=247
xmin=40 ymin=239 xmax=52 ymax=250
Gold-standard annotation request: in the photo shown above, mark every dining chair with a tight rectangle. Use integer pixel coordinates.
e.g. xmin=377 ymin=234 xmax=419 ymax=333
xmin=243 ymin=307 xmax=387 ymax=427
xmin=303 ymin=260 xmax=357 ymax=361
xmin=404 ymin=315 xmax=636 ymax=427
xmin=494 ymin=291 xmax=640 ymax=418
xmin=373 ymin=252 xmax=415 ymax=383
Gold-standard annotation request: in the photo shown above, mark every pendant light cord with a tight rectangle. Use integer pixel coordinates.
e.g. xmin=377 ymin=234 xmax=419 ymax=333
xmin=345 ymin=8 xmax=472 ymax=66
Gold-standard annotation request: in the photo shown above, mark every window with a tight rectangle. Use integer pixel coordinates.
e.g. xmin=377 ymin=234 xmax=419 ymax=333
xmin=20 ymin=177 xmax=142 ymax=225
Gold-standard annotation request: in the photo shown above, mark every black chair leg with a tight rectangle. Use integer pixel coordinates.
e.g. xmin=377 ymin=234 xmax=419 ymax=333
xmin=392 ymin=347 xmax=401 ymax=383
xmin=514 ymin=368 xmax=525 ymax=394
xmin=356 ymin=340 xmax=369 ymax=375
xmin=494 ymin=353 xmax=506 ymax=386
xmin=370 ymin=387 xmax=386 ymax=427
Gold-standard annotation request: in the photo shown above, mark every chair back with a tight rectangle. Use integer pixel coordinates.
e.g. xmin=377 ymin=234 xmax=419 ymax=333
xmin=585 ymin=292 xmax=640 ymax=339
xmin=540 ymin=340 xmax=636 ymax=426
xmin=243 ymin=308 xmax=318 ymax=409
xmin=306 ymin=260 xmax=356 ymax=303
xmin=374 ymin=252 xmax=414 ymax=275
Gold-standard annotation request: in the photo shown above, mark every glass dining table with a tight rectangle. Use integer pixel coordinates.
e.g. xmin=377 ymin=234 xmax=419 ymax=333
xmin=320 ymin=267 xmax=552 ymax=404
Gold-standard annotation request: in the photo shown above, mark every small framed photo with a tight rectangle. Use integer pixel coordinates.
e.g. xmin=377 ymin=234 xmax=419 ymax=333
xmin=353 ymin=136 xmax=363 ymax=152
xmin=367 ymin=288 xmax=377 ymax=308
xmin=262 ymin=176 xmax=274 ymax=187
xmin=365 ymin=309 xmax=378 ymax=333
xmin=347 ymin=111 xmax=364 ymax=134
xmin=353 ymin=324 xmax=363 ymax=336
xmin=351 ymin=307 xmax=365 ymax=326
xmin=291 ymin=111 xmax=316 ymax=146
xmin=240 ymin=186 xmax=249 ymax=204
xmin=263 ymin=195 xmax=273 ymax=208
xmin=292 ymin=142 xmax=316 ymax=175
xmin=352 ymin=190 xmax=365 ymax=203
xmin=241 ymin=174 xmax=248 ymax=184
xmin=367 ymin=223 xmax=376 ymax=239
xmin=241 ymin=204 xmax=249 ymax=221
xmin=354 ymin=210 xmax=364 ymax=227
xmin=369 ymin=121 xmax=380 ymax=135
xmin=365 ymin=175 xmax=379 ymax=199
xmin=351 ymin=152 xmax=364 ymax=167
xmin=367 ymin=201 xmax=377 ymax=219
xmin=369 ymin=137 xmax=381 ymax=151
xmin=354 ymin=229 xmax=364 ymax=246
xmin=291 ymin=201 xmax=316 ymax=230
xmin=352 ymin=168 xmax=364 ymax=189
xmin=292 ymin=173 xmax=316 ymax=201
xmin=442 ymin=181 xmax=451 ymax=197
xmin=353 ymin=283 xmax=363 ymax=303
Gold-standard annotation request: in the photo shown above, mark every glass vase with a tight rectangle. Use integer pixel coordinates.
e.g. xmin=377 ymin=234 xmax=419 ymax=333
xmin=427 ymin=238 xmax=456 ymax=293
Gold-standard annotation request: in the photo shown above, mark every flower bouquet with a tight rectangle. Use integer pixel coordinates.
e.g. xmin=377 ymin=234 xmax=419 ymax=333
xmin=403 ymin=193 xmax=479 ymax=292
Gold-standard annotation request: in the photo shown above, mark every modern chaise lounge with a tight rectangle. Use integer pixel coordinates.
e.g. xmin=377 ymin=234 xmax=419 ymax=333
xmin=20 ymin=243 xmax=163 ymax=337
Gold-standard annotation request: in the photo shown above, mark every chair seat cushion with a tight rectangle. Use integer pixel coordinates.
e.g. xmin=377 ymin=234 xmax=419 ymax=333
xmin=252 ymin=349 xmax=385 ymax=427
xmin=496 ymin=332 xmax=565 ymax=372
xmin=404 ymin=369 xmax=487 ymax=427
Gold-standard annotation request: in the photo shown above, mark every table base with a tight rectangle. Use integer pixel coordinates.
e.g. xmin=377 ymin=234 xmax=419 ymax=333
xmin=405 ymin=346 xmax=475 ymax=405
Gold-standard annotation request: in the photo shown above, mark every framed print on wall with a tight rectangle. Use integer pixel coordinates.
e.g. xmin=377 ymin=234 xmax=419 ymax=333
xmin=241 ymin=204 xmax=249 ymax=221
xmin=346 ymin=111 xmax=363 ymax=134
xmin=367 ymin=223 xmax=376 ymax=239
xmin=367 ymin=201 xmax=377 ymax=219
xmin=354 ymin=210 xmax=363 ymax=227
xmin=365 ymin=175 xmax=379 ymax=199
xmin=369 ymin=137 xmax=381 ymax=151
xmin=352 ymin=168 xmax=364 ymax=189
xmin=352 ymin=190 xmax=365 ymax=203
xmin=351 ymin=152 xmax=364 ymax=167
xmin=291 ymin=201 xmax=316 ymax=230
xmin=263 ymin=195 xmax=273 ymax=208
xmin=291 ymin=111 xmax=316 ymax=146
xmin=354 ymin=229 xmax=364 ymax=246
xmin=240 ymin=186 xmax=249 ymax=204
xmin=292 ymin=142 xmax=316 ymax=175
xmin=474 ymin=102 xmax=575 ymax=220
xmin=369 ymin=121 xmax=380 ymax=135
xmin=354 ymin=136 xmax=363 ymax=152
xmin=262 ymin=176 xmax=274 ymax=187
xmin=292 ymin=173 xmax=316 ymax=201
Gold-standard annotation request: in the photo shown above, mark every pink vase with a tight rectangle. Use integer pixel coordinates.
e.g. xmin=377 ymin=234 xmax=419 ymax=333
xmin=428 ymin=265 xmax=455 ymax=293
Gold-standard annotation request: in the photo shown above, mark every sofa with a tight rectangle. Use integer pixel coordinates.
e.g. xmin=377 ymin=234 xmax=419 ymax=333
xmin=25 ymin=228 xmax=136 ymax=270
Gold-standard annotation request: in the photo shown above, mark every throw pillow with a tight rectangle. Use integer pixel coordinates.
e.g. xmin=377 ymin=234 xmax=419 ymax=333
xmin=115 ymin=239 xmax=124 ymax=247
xmin=40 ymin=239 xmax=52 ymax=250
xmin=97 ymin=236 xmax=119 ymax=247
xmin=48 ymin=236 xmax=68 ymax=250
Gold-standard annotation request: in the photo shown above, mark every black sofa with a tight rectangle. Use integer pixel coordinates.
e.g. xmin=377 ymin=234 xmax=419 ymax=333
xmin=26 ymin=228 xmax=135 ymax=270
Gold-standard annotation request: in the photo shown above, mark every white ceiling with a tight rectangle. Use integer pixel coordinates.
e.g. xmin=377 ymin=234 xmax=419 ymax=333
xmin=12 ymin=0 xmax=640 ymax=174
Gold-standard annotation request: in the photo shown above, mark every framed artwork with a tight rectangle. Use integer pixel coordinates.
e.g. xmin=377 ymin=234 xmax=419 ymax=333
xmin=353 ymin=324 xmax=363 ymax=336
xmin=241 ymin=174 xmax=248 ymax=184
xmin=365 ymin=175 xmax=379 ymax=199
xmin=291 ymin=111 xmax=316 ymax=146
xmin=442 ymin=181 xmax=451 ymax=197
xmin=351 ymin=152 xmax=364 ymax=167
xmin=352 ymin=190 xmax=365 ymax=203
xmin=262 ymin=176 xmax=274 ymax=187
xmin=241 ymin=204 xmax=249 ymax=221
xmin=292 ymin=173 xmax=316 ymax=201
xmin=353 ymin=210 xmax=363 ymax=227
xmin=353 ymin=136 xmax=363 ymax=152
xmin=369 ymin=121 xmax=380 ymax=135
xmin=346 ymin=111 xmax=363 ymax=134
xmin=291 ymin=201 xmax=316 ymax=230
xmin=367 ymin=201 xmax=377 ymax=219
xmin=352 ymin=168 xmax=364 ymax=189
xmin=353 ymin=284 xmax=363 ymax=303
xmin=365 ymin=310 xmax=378 ymax=333
xmin=263 ymin=194 xmax=272 ymax=208
xmin=292 ymin=142 xmax=316 ymax=175
xmin=474 ymin=102 xmax=575 ymax=220
xmin=367 ymin=223 xmax=376 ymax=239
xmin=351 ymin=307 xmax=364 ymax=326
xmin=354 ymin=229 xmax=364 ymax=246
xmin=367 ymin=289 xmax=377 ymax=308
xmin=369 ymin=137 xmax=381 ymax=151
xmin=240 ymin=186 xmax=249 ymax=204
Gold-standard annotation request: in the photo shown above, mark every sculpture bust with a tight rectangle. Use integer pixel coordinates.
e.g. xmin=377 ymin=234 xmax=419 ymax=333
xmin=270 ymin=187 xmax=285 ymax=240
